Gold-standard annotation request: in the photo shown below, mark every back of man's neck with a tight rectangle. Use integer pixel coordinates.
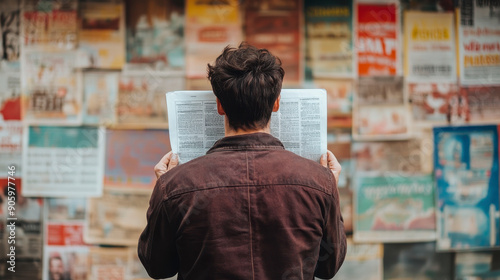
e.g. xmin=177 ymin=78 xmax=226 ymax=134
xmin=225 ymin=128 xmax=270 ymax=137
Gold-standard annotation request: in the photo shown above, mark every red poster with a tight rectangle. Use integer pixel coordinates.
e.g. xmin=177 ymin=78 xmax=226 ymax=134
xmin=245 ymin=0 xmax=302 ymax=85
xmin=47 ymin=223 xmax=86 ymax=246
xmin=356 ymin=3 xmax=399 ymax=76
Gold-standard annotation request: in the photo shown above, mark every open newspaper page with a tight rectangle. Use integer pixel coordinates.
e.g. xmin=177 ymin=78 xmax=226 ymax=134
xmin=166 ymin=89 xmax=327 ymax=163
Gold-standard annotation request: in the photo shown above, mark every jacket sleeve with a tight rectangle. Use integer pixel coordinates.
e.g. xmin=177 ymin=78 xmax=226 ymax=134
xmin=138 ymin=177 xmax=179 ymax=279
xmin=314 ymin=176 xmax=347 ymax=279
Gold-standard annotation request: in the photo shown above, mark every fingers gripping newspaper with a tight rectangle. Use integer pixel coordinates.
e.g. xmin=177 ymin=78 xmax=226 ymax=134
xmin=166 ymin=90 xmax=328 ymax=163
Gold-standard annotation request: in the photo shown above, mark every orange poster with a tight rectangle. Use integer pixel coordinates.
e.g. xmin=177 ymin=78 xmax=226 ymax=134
xmin=356 ymin=3 xmax=400 ymax=76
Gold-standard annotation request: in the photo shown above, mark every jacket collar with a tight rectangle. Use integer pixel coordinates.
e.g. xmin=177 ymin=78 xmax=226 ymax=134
xmin=207 ymin=132 xmax=285 ymax=154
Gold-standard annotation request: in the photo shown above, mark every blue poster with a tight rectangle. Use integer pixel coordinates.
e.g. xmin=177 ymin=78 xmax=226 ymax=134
xmin=434 ymin=125 xmax=499 ymax=250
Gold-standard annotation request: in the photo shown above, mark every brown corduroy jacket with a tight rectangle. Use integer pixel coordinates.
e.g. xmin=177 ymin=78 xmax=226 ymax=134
xmin=138 ymin=132 xmax=346 ymax=280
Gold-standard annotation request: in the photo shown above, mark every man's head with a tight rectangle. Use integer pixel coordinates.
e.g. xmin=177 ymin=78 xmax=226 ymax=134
xmin=207 ymin=43 xmax=284 ymax=131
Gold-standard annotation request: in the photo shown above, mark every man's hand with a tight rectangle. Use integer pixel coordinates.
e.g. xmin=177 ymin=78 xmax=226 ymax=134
xmin=154 ymin=151 xmax=179 ymax=179
xmin=320 ymin=150 xmax=342 ymax=186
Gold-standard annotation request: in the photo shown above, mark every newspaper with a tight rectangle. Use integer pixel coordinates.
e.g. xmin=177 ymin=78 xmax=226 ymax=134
xmin=166 ymin=89 xmax=328 ymax=163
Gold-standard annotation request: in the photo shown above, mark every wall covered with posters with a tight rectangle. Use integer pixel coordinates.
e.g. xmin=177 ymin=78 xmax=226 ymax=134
xmin=0 ymin=0 xmax=499 ymax=279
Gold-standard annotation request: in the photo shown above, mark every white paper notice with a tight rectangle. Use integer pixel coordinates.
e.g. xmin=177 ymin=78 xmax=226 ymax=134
xmin=22 ymin=126 xmax=105 ymax=197
xmin=166 ymin=89 xmax=328 ymax=163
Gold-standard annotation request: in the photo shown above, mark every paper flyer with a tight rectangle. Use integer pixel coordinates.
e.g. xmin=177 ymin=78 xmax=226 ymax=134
xmin=85 ymin=187 xmax=151 ymax=246
xmin=185 ymin=0 xmax=243 ymax=78
xmin=78 ymin=2 xmax=125 ymax=69
xmin=434 ymin=125 xmax=500 ymax=250
xmin=408 ymin=82 xmax=460 ymax=126
xmin=43 ymin=197 xmax=88 ymax=280
xmin=354 ymin=174 xmax=437 ymax=243
xmin=0 ymin=121 xmax=22 ymax=176
xmin=82 ymin=71 xmax=119 ymax=125
xmin=356 ymin=2 xmax=400 ymax=76
xmin=104 ymin=129 xmax=170 ymax=189
xmin=305 ymin=0 xmax=353 ymax=79
xmin=88 ymin=247 xmax=129 ymax=280
xmin=126 ymin=0 xmax=185 ymax=71
xmin=22 ymin=126 xmax=105 ymax=197
xmin=43 ymin=246 xmax=88 ymax=280
xmin=404 ymin=12 xmax=457 ymax=82
xmin=353 ymin=76 xmax=411 ymax=140
xmin=462 ymin=86 xmax=500 ymax=123
xmin=352 ymin=137 xmax=433 ymax=175
xmin=0 ymin=68 xmax=21 ymax=121
xmin=22 ymin=51 xmax=82 ymax=124
xmin=458 ymin=0 xmax=500 ymax=85
xmin=22 ymin=0 xmax=78 ymax=51
xmin=312 ymin=78 xmax=353 ymax=129
xmin=245 ymin=0 xmax=302 ymax=85
xmin=0 ymin=0 xmax=20 ymax=66
xmin=117 ymin=71 xmax=184 ymax=127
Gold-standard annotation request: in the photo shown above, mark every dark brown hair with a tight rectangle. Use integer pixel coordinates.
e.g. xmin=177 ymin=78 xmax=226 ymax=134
xmin=207 ymin=42 xmax=284 ymax=130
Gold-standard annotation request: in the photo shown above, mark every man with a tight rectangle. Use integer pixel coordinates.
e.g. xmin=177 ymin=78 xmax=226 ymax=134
xmin=138 ymin=43 xmax=346 ymax=280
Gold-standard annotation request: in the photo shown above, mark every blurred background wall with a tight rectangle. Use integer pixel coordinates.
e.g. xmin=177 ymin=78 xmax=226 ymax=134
xmin=0 ymin=0 xmax=500 ymax=279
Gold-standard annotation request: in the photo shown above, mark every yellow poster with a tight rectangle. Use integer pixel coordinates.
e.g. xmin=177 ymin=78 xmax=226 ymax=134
xmin=78 ymin=2 xmax=125 ymax=69
xmin=185 ymin=0 xmax=243 ymax=78
xmin=404 ymin=12 xmax=456 ymax=82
